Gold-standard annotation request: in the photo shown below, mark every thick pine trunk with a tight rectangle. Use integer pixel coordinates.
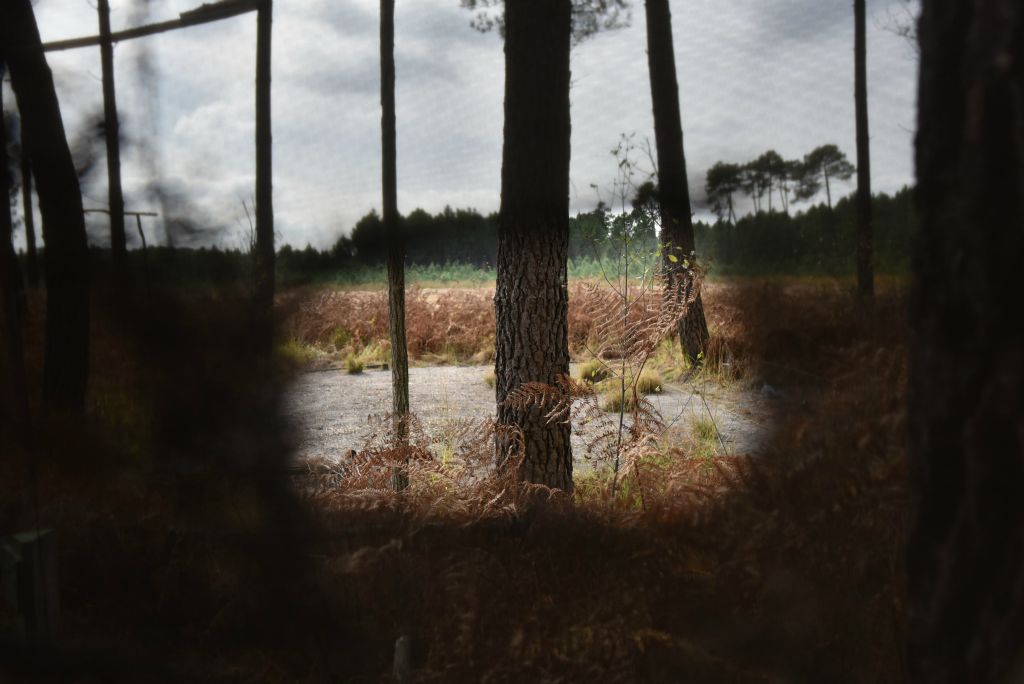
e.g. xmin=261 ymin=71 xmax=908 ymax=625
xmin=2 ymin=0 xmax=91 ymax=413
xmin=495 ymin=0 xmax=573 ymax=491
xmin=854 ymin=0 xmax=874 ymax=298
xmin=381 ymin=0 xmax=410 ymax=490
xmin=98 ymin=0 xmax=127 ymax=286
xmin=644 ymin=0 xmax=709 ymax=366
xmin=254 ymin=0 xmax=274 ymax=351
xmin=909 ymin=0 xmax=1024 ymax=680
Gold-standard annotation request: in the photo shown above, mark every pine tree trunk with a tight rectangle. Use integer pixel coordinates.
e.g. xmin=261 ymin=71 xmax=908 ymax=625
xmin=381 ymin=0 xmax=410 ymax=490
xmin=909 ymin=0 xmax=1024 ymax=680
xmin=495 ymin=0 xmax=573 ymax=491
xmin=254 ymin=0 xmax=275 ymax=351
xmin=854 ymin=0 xmax=874 ymax=298
xmin=2 ymin=0 xmax=91 ymax=413
xmin=98 ymin=0 xmax=127 ymax=286
xmin=644 ymin=0 xmax=709 ymax=366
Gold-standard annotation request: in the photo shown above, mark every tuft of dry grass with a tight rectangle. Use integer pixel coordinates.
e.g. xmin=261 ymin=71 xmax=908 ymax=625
xmin=577 ymin=357 xmax=610 ymax=383
xmin=344 ymin=353 xmax=364 ymax=374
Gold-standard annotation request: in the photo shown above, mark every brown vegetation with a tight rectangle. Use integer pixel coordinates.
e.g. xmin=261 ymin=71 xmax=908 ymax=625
xmin=1 ymin=278 xmax=909 ymax=681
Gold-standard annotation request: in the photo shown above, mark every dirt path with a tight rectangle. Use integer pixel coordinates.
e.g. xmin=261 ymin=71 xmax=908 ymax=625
xmin=282 ymin=364 xmax=776 ymax=469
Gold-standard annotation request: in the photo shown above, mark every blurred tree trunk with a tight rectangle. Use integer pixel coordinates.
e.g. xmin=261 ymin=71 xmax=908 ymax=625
xmin=20 ymin=129 xmax=39 ymax=288
xmin=2 ymin=0 xmax=91 ymax=413
xmin=254 ymin=0 xmax=274 ymax=352
xmin=854 ymin=0 xmax=874 ymax=298
xmin=909 ymin=0 xmax=1024 ymax=680
xmin=98 ymin=0 xmax=128 ymax=287
xmin=1 ymin=70 xmax=32 ymax=443
xmin=644 ymin=0 xmax=709 ymax=366
xmin=381 ymin=0 xmax=410 ymax=490
xmin=495 ymin=0 xmax=573 ymax=491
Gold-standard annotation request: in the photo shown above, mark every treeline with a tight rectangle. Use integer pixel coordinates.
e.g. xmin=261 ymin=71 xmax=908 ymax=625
xmin=696 ymin=185 xmax=915 ymax=274
xmin=55 ymin=186 xmax=913 ymax=287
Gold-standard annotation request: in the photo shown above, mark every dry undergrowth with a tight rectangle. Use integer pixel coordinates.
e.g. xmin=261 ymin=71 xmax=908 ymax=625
xmin=1 ymin=277 xmax=910 ymax=682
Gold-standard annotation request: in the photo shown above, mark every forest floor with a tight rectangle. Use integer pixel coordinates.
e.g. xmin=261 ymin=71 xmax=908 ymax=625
xmin=1 ymin=276 xmax=912 ymax=682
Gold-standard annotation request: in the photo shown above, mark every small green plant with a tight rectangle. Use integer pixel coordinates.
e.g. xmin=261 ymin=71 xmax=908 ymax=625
xmin=344 ymin=354 xmax=364 ymax=374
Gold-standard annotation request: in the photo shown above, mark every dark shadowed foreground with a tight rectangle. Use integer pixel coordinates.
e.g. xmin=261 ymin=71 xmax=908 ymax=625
xmin=1 ymin=280 xmax=909 ymax=681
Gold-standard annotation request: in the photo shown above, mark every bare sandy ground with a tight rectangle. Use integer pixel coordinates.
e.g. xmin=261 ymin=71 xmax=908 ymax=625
xmin=282 ymin=364 xmax=776 ymax=469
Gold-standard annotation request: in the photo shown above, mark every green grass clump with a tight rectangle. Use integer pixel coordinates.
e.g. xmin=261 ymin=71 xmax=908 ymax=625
xmin=344 ymin=354 xmax=364 ymax=374
xmin=577 ymin=358 xmax=609 ymax=384
xmin=482 ymin=370 xmax=496 ymax=388
xmin=276 ymin=340 xmax=319 ymax=366
xmin=689 ymin=417 xmax=719 ymax=460
xmin=356 ymin=340 xmax=391 ymax=366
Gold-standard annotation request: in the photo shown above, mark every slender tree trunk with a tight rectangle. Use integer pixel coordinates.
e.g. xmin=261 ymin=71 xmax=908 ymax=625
xmin=727 ymin=193 xmax=735 ymax=224
xmin=824 ymin=169 xmax=833 ymax=209
xmin=2 ymin=0 xmax=91 ymax=413
xmin=98 ymin=0 xmax=127 ymax=286
xmin=854 ymin=0 xmax=874 ymax=298
xmin=644 ymin=0 xmax=709 ymax=366
xmin=254 ymin=0 xmax=274 ymax=351
xmin=495 ymin=0 xmax=573 ymax=491
xmin=1 ymin=73 xmax=32 ymax=444
xmin=20 ymin=134 xmax=38 ymax=288
xmin=909 ymin=0 xmax=1024 ymax=680
xmin=380 ymin=0 xmax=410 ymax=490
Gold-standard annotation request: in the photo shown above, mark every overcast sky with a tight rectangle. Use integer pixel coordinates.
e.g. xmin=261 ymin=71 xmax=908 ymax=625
xmin=10 ymin=0 xmax=919 ymax=250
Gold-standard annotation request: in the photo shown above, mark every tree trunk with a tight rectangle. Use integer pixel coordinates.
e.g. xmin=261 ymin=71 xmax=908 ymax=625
xmin=854 ymin=0 xmax=874 ymax=298
xmin=909 ymin=0 xmax=1024 ymax=680
xmin=20 ymin=134 xmax=38 ymax=288
xmin=495 ymin=0 xmax=573 ymax=491
xmin=2 ymin=0 xmax=91 ymax=413
xmin=644 ymin=0 xmax=709 ymax=366
xmin=254 ymin=0 xmax=274 ymax=351
xmin=98 ymin=0 xmax=127 ymax=286
xmin=381 ymin=0 xmax=410 ymax=490
xmin=824 ymin=169 xmax=832 ymax=209
xmin=1 ymin=74 xmax=32 ymax=445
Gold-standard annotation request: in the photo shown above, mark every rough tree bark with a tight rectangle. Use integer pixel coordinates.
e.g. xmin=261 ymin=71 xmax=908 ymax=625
xmin=381 ymin=0 xmax=410 ymax=490
xmin=98 ymin=0 xmax=127 ymax=286
xmin=495 ymin=0 xmax=573 ymax=491
xmin=909 ymin=0 xmax=1024 ymax=680
xmin=2 ymin=0 xmax=91 ymax=413
xmin=644 ymin=0 xmax=709 ymax=365
xmin=854 ymin=0 xmax=874 ymax=299
xmin=254 ymin=0 xmax=275 ymax=350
